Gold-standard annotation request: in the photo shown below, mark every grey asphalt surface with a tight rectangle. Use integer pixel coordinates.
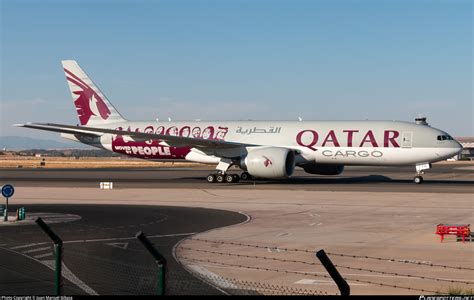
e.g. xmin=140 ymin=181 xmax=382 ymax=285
xmin=1 ymin=163 xmax=473 ymax=193
xmin=0 ymin=204 xmax=247 ymax=295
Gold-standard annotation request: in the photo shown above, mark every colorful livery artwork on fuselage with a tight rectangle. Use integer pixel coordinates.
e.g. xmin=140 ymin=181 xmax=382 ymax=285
xmin=109 ymin=125 xmax=403 ymax=160
xmin=111 ymin=125 xmax=229 ymax=159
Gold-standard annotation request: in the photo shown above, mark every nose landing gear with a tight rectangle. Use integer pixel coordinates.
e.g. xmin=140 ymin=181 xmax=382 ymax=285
xmin=413 ymin=175 xmax=424 ymax=184
xmin=413 ymin=163 xmax=431 ymax=184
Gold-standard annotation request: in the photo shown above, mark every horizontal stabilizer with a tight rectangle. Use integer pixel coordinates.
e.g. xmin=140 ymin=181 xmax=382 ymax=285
xmin=14 ymin=123 xmax=101 ymax=137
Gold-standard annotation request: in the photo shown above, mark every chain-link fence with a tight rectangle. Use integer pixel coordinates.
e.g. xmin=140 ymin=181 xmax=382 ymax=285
xmin=180 ymin=237 xmax=474 ymax=295
xmin=188 ymin=273 xmax=328 ymax=296
xmin=2 ymin=217 xmax=473 ymax=296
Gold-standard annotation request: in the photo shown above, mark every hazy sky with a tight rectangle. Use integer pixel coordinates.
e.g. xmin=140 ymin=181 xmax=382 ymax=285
xmin=1 ymin=0 xmax=472 ymax=140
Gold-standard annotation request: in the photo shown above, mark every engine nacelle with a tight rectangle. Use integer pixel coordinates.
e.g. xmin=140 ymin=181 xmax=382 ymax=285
xmin=240 ymin=147 xmax=295 ymax=179
xmin=301 ymin=163 xmax=344 ymax=175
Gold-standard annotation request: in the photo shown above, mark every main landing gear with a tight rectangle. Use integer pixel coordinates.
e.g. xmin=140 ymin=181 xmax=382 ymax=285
xmin=413 ymin=163 xmax=431 ymax=184
xmin=206 ymin=159 xmax=254 ymax=184
xmin=206 ymin=173 xmax=240 ymax=183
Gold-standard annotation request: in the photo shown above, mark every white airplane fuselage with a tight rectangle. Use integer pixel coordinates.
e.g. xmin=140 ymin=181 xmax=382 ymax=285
xmin=18 ymin=60 xmax=463 ymax=183
xmin=61 ymin=120 xmax=462 ymax=166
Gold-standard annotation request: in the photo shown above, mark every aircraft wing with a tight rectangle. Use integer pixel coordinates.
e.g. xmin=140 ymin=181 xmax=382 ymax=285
xmin=15 ymin=123 xmax=102 ymax=137
xmin=14 ymin=122 xmax=253 ymax=149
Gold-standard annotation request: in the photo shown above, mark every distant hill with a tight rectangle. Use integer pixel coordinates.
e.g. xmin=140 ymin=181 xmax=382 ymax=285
xmin=0 ymin=136 xmax=89 ymax=150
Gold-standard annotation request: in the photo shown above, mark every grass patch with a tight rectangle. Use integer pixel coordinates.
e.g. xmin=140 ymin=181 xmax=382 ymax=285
xmin=436 ymin=286 xmax=474 ymax=295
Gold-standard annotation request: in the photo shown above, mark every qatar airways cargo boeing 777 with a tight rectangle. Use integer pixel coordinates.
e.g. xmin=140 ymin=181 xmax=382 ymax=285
xmin=16 ymin=60 xmax=463 ymax=184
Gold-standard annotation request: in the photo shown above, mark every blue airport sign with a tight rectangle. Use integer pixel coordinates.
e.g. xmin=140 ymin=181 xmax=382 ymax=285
xmin=1 ymin=184 xmax=14 ymax=198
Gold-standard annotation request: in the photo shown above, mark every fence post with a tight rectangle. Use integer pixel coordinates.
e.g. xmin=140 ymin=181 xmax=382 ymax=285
xmin=136 ymin=231 xmax=167 ymax=295
xmin=316 ymin=249 xmax=350 ymax=296
xmin=35 ymin=217 xmax=63 ymax=296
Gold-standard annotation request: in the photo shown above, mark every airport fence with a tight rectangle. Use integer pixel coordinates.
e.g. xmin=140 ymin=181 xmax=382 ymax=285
xmin=135 ymin=231 xmax=333 ymax=296
xmin=181 ymin=237 xmax=474 ymax=295
xmin=183 ymin=273 xmax=327 ymax=296
xmin=4 ymin=218 xmax=473 ymax=296
xmin=14 ymin=219 xmax=330 ymax=295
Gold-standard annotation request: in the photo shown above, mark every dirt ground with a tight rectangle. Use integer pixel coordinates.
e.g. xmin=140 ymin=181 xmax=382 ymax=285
xmin=0 ymin=156 xmax=204 ymax=169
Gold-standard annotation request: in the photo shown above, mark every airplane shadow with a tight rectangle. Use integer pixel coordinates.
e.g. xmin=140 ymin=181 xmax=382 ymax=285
xmin=185 ymin=175 xmax=474 ymax=186
xmin=261 ymin=176 xmax=474 ymax=186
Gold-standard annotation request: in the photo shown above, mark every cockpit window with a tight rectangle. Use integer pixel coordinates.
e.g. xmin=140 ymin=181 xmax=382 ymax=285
xmin=437 ymin=135 xmax=453 ymax=141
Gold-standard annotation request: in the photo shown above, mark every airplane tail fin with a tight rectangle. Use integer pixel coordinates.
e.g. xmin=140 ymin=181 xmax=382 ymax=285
xmin=61 ymin=60 xmax=126 ymax=126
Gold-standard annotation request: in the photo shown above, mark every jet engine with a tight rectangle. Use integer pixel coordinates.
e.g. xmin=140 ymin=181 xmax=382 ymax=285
xmin=240 ymin=147 xmax=295 ymax=178
xmin=301 ymin=163 xmax=344 ymax=175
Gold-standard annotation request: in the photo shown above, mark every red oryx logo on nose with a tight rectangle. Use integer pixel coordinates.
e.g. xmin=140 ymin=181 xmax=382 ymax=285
xmin=64 ymin=68 xmax=111 ymax=125
xmin=263 ymin=156 xmax=273 ymax=167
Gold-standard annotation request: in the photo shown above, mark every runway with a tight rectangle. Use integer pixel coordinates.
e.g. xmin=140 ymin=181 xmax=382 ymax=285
xmin=1 ymin=163 xmax=473 ymax=193
xmin=0 ymin=204 xmax=247 ymax=295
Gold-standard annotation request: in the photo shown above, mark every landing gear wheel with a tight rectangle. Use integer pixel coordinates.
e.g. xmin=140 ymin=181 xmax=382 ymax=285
xmin=232 ymin=174 xmax=240 ymax=183
xmin=225 ymin=174 xmax=235 ymax=183
xmin=240 ymin=172 xmax=251 ymax=181
xmin=414 ymin=175 xmax=423 ymax=184
xmin=206 ymin=174 xmax=216 ymax=183
xmin=216 ymin=174 xmax=225 ymax=183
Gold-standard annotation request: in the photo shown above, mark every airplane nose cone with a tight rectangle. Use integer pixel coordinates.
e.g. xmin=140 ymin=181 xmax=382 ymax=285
xmin=452 ymin=140 xmax=463 ymax=156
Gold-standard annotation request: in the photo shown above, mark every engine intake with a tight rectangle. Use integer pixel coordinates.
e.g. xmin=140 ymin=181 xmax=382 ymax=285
xmin=240 ymin=147 xmax=295 ymax=179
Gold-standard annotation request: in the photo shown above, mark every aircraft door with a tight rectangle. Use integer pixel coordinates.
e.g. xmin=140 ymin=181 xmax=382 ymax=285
xmin=402 ymin=132 xmax=413 ymax=148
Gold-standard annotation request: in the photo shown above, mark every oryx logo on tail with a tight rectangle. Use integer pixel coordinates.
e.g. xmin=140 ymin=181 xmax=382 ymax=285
xmin=64 ymin=68 xmax=111 ymax=124
xmin=61 ymin=60 xmax=125 ymax=126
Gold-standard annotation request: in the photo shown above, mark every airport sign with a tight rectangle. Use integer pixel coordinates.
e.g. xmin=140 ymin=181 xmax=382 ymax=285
xmin=1 ymin=184 xmax=14 ymax=198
